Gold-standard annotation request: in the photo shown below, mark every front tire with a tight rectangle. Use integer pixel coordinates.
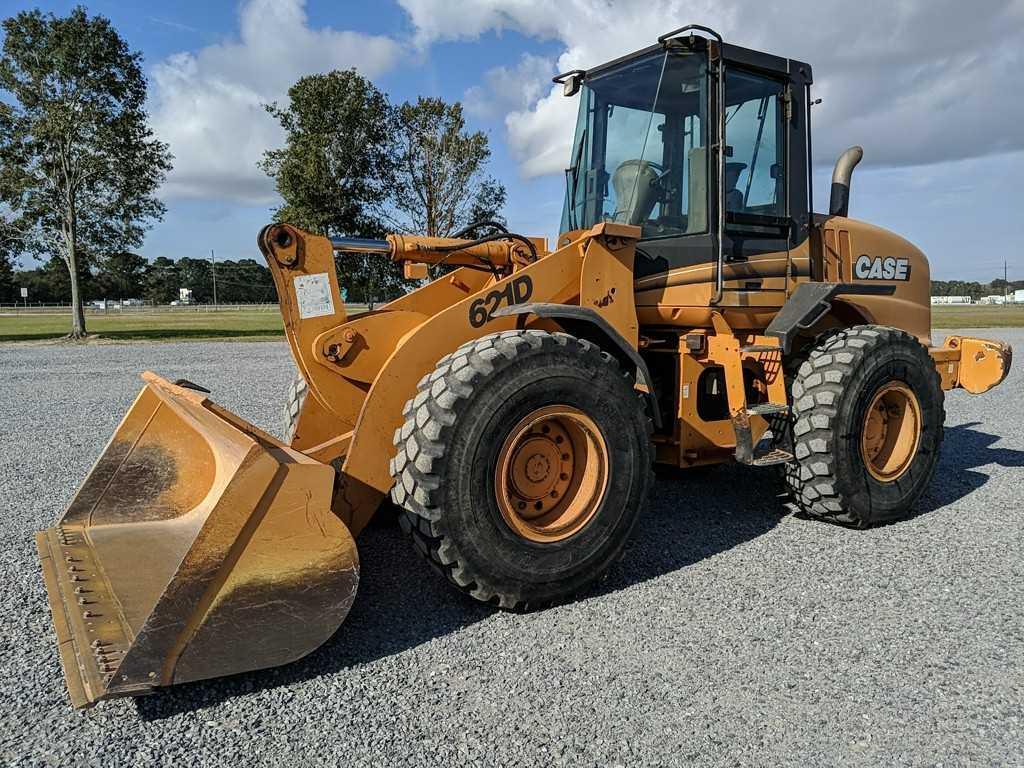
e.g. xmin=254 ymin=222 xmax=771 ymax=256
xmin=389 ymin=330 xmax=652 ymax=609
xmin=784 ymin=325 xmax=945 ymax=527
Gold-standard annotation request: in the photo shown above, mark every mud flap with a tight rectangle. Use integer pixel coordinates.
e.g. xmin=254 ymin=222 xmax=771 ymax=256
xmin=35 ymin=373 xmax=359 ymax=708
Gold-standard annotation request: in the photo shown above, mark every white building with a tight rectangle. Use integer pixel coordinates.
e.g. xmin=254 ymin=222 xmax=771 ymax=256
xmin=930 ymin=296 xmax=972 ymax=305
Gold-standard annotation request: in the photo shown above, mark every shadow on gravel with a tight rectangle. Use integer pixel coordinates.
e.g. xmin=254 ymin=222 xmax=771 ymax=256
xmin=600 ymin=462 xmax=788 ymax=595
xmin=135 ymin=513 xmax=497 ymax=721
xmin=136 ymin=465 xmax=786 ymax=720
xmin=916 ymin=421 xmax=1024 ymax=514
xmin=136 ymin=424 xmax=1019 ymax=720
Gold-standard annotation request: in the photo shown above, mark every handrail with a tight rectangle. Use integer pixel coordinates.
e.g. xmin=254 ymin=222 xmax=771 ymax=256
xmin=657 ymin=23 xmax=722 ymax=45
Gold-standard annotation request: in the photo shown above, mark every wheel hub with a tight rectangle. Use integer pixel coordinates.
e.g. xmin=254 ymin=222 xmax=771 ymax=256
xmin=496 ymin=406 xmax=609 ymax=542
xmin=860 ymin=382 xmax=922 ymax=482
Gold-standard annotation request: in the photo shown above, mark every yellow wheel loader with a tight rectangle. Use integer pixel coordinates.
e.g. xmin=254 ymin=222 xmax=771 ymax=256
xmin=37 ymin=25 xmax=1012 ymax=708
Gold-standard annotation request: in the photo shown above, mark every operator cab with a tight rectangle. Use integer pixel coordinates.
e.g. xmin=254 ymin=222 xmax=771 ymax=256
xmin=557 ymin=27 xmax=813 ymax=282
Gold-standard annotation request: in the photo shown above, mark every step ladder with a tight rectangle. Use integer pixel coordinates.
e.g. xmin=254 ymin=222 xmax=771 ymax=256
xmin=709 ymin=313 xmax=795 ymax=468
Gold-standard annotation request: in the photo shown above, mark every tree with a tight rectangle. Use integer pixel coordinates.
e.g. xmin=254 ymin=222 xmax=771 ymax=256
xmin=261 ymin=70 xmax=401 ymax=303
xmin=0 ymin=252 xmax=14 ymax=304
xmin=215 ymin=259 xmax=276 ymax=303
xmin=387 ymin=97 xmax=506 ymax=238
xmin=14 ymin=255 xmax=92 ymax=303
xmin=96 ymin=251 xmax=148 ymax=300
xmin=0 ymin=217 xmax=15 ymax=302
xmin=143 ymin=256 xmax=179 ymax=304
xmin=262 ymin=75 xmax=509 ymax=302
xmin=0 ymin=8 xmax=172 ymax=337
xmin=175 ymin=257 xmax=214 ymax=304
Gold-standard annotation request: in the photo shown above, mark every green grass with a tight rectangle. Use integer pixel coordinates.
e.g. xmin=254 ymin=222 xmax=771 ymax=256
xmin=0 ymin=310 xmax=286 ymax=342
xmin=931 ymin=304 xmax=1024 ymax=329
xmin=1 ymin=302 xmax=1019 ymax=343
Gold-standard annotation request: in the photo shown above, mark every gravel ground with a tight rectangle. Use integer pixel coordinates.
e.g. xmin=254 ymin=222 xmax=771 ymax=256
xmin=1 ymin=330 xmax=1022 ymax=767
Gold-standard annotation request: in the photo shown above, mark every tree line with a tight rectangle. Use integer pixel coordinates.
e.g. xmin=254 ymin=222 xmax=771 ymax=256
xmin=0 ymin=7 xmax=505 ymax=334
xmin=2 ymin=252 xmax=277 ymax=305
xmin=930 ymin=279 xmax=1024 ymax=300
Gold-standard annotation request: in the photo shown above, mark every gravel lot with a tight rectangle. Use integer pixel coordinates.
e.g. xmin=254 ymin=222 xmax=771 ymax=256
xmin=2 ymin=330 xmax=1022 ymax=767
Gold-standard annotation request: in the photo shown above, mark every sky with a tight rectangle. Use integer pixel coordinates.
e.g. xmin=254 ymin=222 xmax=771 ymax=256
xmin=3 ymin=0 xmax=1023 ymax=281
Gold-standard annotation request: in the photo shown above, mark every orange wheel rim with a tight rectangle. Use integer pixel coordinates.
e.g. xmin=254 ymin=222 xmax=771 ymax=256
xmin=860 ymin=382 xmax=922 ymax=482
xmin=495 ymin=405 xmax=609 ymax=543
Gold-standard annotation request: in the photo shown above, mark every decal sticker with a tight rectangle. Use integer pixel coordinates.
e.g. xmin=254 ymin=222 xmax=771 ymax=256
xmin=294 ymin=273 xmax=335 ymax=319
xmin=854 ymin=255 xmax=911 ymax=281
xmin=469 ymin=275 xmax=533 ymax=327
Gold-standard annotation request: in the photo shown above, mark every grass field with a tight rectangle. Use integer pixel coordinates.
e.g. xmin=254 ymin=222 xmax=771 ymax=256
xmin=0 ymin=303 xmax=1020 ymax=342
xmin=931 ymin=304 xmax=1024 ymax=328
xmin=0 ymin=310 xmax=286 ymax=342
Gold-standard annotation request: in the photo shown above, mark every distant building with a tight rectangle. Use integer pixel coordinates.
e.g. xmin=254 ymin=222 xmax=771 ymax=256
xmin=1014 ymin=289 xmax=1024 ymax=304
xmin=978 ymin=295 xmax=1006 ymax=305
xmin=930 ymin=296 xmax=972 ymax=305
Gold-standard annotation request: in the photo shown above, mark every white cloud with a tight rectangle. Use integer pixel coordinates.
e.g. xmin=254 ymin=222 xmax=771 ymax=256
xmin=398 ymin=0 xmax=1024 ymax=177
xmin=150 ymin=0 xmax=402 ymax=203
xmin=464 ymin=53 xmax=554 ymax=119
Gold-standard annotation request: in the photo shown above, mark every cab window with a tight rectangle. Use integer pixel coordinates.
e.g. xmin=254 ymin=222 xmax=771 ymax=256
xmin=724 ymin=69 xmax=786 ymax=221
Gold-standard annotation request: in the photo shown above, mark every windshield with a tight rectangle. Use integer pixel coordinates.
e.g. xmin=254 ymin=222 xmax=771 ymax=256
xmin=560 ymin=50 xmax=709 ymax=238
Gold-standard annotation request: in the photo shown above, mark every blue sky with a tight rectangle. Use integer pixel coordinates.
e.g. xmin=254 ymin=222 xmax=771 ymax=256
xmin=4 ymin=0 xmax=1023 ymax=282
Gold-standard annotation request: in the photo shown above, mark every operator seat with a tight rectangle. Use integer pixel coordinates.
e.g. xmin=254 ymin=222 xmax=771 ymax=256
xmin=725 ymin=162 xmax=747 ymax=212
xmin=610 ymin=160 xmax=661 ymax=226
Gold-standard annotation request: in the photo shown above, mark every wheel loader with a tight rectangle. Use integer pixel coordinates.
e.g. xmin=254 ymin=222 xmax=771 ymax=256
xmin=36 ymin=25 xmax=1012 ymax=708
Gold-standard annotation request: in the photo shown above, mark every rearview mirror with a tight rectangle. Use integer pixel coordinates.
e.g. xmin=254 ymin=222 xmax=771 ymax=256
xmin=563 ymin=72 xmax=582 ymax=97
xmin=554 ymin=69 xmax=586 ymax=98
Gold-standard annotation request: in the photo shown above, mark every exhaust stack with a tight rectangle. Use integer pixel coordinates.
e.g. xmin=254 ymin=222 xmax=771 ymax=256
xmin=829 ymin=146 xmax=863 ymax=217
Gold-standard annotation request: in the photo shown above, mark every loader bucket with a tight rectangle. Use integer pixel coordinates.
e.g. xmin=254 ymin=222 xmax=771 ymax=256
xmin=35 ymin=373 xmax=358 ymax=708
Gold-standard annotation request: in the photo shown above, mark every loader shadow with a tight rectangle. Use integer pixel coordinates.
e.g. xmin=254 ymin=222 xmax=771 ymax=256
xmin=914 ymin=421 xmax=1024 ymax=515
xmin=135 ymin=467 xmax=785 ymax=721
xmin=135 ymin=422 xmax=1021 ymax=720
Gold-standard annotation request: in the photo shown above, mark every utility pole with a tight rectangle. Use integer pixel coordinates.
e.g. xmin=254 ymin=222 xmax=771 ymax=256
xmin=211 ymin=249 xmax=218 ymax=307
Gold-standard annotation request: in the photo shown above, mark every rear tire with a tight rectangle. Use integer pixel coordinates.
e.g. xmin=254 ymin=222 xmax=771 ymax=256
xmin=389 ymin=330 xmax=653 ymax=610
xmin=783 ymin=325 xmax=945 ymax=527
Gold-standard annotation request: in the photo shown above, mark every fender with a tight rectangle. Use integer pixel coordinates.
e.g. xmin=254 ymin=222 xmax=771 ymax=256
xmin=492 ymin=302 xmax=662 ymax=429
xmin=766 ymin=281 xmax=896 ymax=353
xmin=338 ymin=242 xmax=585 ymax=533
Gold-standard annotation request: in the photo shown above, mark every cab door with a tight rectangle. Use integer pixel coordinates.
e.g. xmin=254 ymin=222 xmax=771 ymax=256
xmin=633 ymin=53 xmax=812 ymax=320
xmin=716 ymin=64 xmax=810 ymax=308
